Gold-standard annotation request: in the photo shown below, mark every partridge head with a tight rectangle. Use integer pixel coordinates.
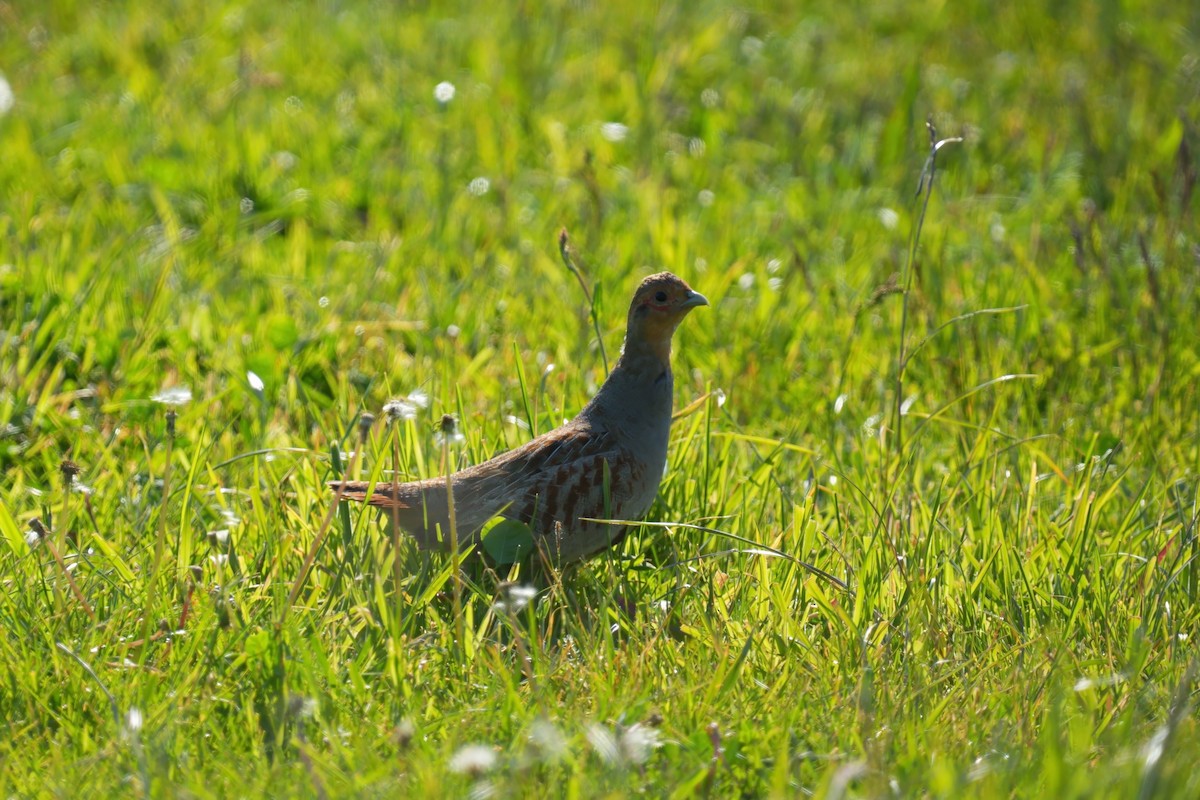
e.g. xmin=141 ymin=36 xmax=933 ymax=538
xmin=330 ymin=271 xmax=708 ymax=564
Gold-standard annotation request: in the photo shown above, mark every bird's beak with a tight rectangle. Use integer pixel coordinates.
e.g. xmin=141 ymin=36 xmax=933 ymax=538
xmin=681 ymin=290 xmax=709 ymax=310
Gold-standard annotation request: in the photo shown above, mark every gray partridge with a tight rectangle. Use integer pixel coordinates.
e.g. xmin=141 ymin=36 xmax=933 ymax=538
xmin=330 ymin=272 xmax=708 ymax=563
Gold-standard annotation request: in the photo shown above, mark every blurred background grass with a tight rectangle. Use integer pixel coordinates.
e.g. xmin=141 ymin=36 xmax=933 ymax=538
xmin=1 ymin=0 xmax=1198 ymax=796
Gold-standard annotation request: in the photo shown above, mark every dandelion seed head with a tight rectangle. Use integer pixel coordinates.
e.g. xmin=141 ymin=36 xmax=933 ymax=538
xmin=272 ymin=150 xmax=297 ymax=171
xmin=0 ymin=74 xmax=14 ymax=115
xmin=620 ymin=723 xmax=662 ymax=764
xmin=395 ymin=718 xmax=416 ymax=747
xmin=528 ymin=718 xmax=566 ymax=762
xmin=1143 ymin=725 xmax=1168 ymax=769
xmin=600 ymin=122 xmax=628 ymax=142
xmin=863 ymin=413 xmax=883 ymax=437
xmin=448 ymin=743 xmax=497 ymax=776
xmin=152 ymin=386 xmax=192 ymax=406
xmin=741 ymin=36 xmax=764 ymax=59
xmin=383 ymin=398 xmax=418 ymax=423
xmin=434 ymin=81 xmax=456 ymax=104
xmin=587 ymin=724 xmax=620 ymax=764
xmin=435 ymin=421 xmax=466 ymax=447
xmin=493 ymin=583 xmax=537 ymax=614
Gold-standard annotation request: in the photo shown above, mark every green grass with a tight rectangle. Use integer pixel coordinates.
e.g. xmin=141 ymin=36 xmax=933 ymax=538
xmin=2 ymin=0 xmax=1199 ymax=796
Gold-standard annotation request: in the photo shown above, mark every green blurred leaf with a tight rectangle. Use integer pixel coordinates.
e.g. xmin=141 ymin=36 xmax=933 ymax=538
xmin=266 ymin=314 xmax=299 ymax=350
xmin=481 ymin=517 xmax=535 ymax=564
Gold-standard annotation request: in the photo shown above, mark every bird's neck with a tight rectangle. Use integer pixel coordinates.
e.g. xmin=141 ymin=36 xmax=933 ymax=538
xmin=582 ymin=333 xmax=675 ymax=428
xmin=614 ymin=332 xmax=674 ymax=384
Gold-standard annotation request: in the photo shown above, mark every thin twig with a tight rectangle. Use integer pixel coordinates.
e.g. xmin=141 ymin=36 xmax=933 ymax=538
xmin=142 ymin=411 xmax=176 ymax=651
xmin=559 ymin=229 xmax=610 ymax=374
xmin=441 ymin=415 xmax=466 ymax=651
xmin=894 ymin=120 xmax=963 ymax=461
xmin=892 ymin=118 xmax=964 ymax=497
xmin=282 ymin=427 xmax=367 ymax=624
xmin=30 ymin=519 xmax=96 ymax=621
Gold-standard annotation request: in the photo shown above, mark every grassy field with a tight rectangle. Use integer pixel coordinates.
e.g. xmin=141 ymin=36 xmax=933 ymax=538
xmin=2 ymin=0 xmax=1199 ymax=796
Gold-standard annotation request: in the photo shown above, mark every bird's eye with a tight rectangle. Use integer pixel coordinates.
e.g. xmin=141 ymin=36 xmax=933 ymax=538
xmin=654 ymin=290 xmax=668 ymax=303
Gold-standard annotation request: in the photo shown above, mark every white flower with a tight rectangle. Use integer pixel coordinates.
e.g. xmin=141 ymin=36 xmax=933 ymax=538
xmin=468 ymin=177 xmax=490 ymax=196
xmin=877 ymin=208 xmax=900 ymax=230
xmin=448 ymin=743 xmax=497 ymax=776
xmin=434 ymin=81 xmax=456 ymax=104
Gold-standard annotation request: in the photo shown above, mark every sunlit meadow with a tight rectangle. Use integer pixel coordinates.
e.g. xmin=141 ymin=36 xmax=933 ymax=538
xmin=2 ymin=0 xmax=1198 ymax=796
